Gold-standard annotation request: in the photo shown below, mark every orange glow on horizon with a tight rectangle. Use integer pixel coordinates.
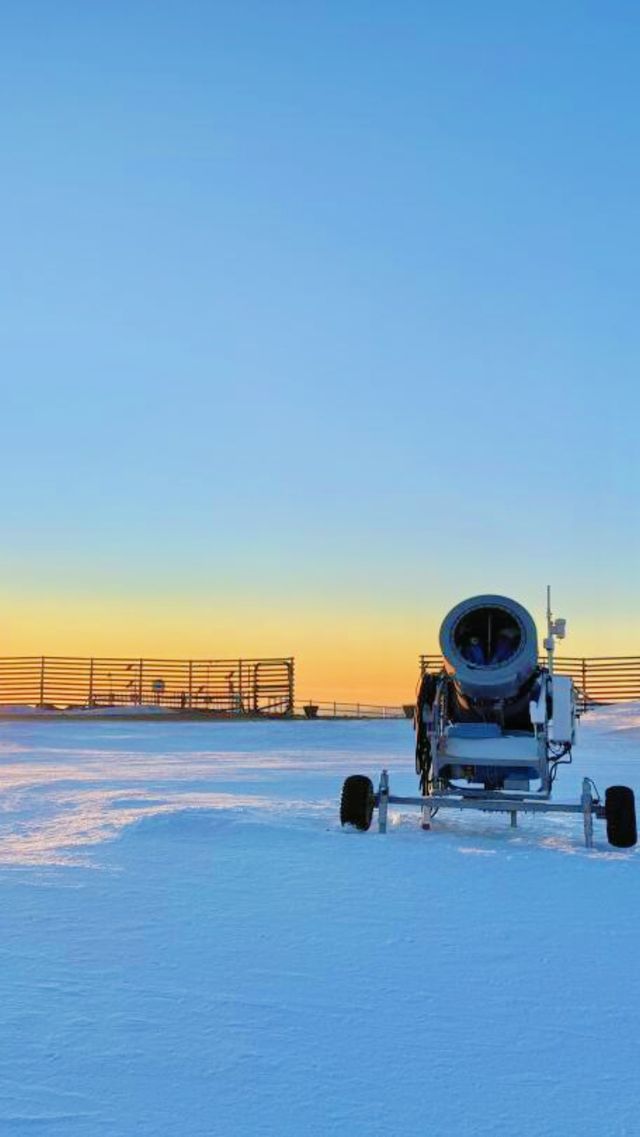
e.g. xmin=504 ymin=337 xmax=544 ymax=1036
xmin=0 ymin=592 xmax=638 ymax=706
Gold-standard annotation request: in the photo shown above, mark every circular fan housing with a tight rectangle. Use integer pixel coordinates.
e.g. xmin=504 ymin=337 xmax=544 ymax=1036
xmin=439 ymin=595 xmax=539 ymax=702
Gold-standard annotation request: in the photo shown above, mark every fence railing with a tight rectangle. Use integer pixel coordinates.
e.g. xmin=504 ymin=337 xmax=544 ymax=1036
xmin=297 ymin=701 xmax=406 ymax=719
xmin=2 ymin=652 xmax=637 ymax=719
xmin=0 ymin=656 xmax=295 ymax=716
xmin=419 ymin=654 xmax=640 ymax=706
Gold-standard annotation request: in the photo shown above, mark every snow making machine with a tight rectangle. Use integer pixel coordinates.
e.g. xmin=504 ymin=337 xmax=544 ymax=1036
xmin=340 ymin=593 xmax=637 ymax=848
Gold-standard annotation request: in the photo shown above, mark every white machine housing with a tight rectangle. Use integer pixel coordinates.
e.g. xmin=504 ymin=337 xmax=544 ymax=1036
xmin=429 ymin=671 xmax=576 ymax=794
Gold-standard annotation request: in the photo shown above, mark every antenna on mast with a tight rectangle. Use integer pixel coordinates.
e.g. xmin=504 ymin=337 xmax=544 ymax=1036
xmin=545 ymin=586 xmax=554 ymax=675
xmin=544 ymin=585 xmax=567 ymax=676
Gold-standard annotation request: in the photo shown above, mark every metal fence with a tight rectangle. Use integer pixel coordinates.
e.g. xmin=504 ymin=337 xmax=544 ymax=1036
xmin=2 ymin=652 xmax=637 ymax=718
xmin=0 ymin=656 xmax=295 ymax=716
xmin=297 ymin=700 xmax=406 ymax=719
xmin=419 ymin=654 xmax=640 ymax=706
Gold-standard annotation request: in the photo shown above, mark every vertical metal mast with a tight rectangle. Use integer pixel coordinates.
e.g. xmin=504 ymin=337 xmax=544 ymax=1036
xmin=545 ymin=584 xmax=555 ymax=676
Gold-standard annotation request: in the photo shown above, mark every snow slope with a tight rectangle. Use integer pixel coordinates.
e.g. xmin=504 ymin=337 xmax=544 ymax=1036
xmin=0 ymin=706 xmax=639 ymax=1135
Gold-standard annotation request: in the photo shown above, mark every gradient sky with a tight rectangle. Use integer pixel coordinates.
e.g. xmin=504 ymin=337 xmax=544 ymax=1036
xmin=1 ymin=2 xmax=639 ymax=701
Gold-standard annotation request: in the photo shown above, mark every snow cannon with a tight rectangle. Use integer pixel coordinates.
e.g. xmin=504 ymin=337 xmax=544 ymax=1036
xmin=438 ymin=594 xmax=539 ymax=729
xmin=339 ymin=589 xmax=638 ymax=850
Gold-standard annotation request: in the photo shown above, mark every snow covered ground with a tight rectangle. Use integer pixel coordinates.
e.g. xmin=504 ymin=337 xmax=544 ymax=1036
xmin=1 ymin=706 xmax=639 ymax=1136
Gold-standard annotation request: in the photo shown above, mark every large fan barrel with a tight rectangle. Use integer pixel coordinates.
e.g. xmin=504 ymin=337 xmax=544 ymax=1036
xmin=439 ymin=595 xmax=539 ymax=703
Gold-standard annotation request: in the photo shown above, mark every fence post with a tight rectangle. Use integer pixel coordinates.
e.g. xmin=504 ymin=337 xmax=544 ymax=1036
xmin=288 ymin=658 xmax=294 ymax=717
xmin=188 ymin=661 xmax=193 ymax=708
xmin=39 ymin=656 xmax=45 ymax=707
xmin=138 ymin=659 xmax=144 ymax=705
xmin=88 ymin=658 xmax=94 ymax=707
xmin=582 ymin=658 xmax=588 ymax=708
xmin=253 ymin=661 xmax=261 ymax=714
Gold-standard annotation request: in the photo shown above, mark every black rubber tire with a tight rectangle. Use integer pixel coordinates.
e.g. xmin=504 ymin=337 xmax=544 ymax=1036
xmin=340 ymin=775 xmax=375 ymax=831
xmin=605 ymin=786 xmax=638 ymax=848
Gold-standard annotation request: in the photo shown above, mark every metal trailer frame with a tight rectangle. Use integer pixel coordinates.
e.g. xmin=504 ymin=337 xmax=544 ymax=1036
xmin=375 ymin=769 xmax=606 ymax=848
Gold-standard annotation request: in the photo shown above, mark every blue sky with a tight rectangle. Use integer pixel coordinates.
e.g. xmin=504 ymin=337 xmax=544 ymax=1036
xmin=1 ymin=2 xmax=638 ymax=690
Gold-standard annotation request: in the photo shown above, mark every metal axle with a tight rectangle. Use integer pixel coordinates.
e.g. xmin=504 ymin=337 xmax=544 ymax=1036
xmin=376 ymin=771 xmax=598 ymax=848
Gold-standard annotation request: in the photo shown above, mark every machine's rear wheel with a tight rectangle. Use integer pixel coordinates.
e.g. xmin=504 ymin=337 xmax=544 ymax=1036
xmin=605 ymin=786 xmax=637 ymax=848
xmin=340 ymin=775 xmax=374 ymax=831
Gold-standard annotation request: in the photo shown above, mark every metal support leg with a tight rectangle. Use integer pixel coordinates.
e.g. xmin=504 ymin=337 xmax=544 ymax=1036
xmin=378 ymin=769 xmax=389 ymax=834
xmin=421 ymin=801 xmax=431 ymax=830
xmin=510 ymin=811 xmax=517 ymax=829
xmin=581 ymin=777 xmax=594 ymax=849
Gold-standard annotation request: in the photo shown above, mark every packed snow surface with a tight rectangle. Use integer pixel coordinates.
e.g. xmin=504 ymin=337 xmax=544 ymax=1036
xmin=1 ymin=706 xmax=639 ymax=1135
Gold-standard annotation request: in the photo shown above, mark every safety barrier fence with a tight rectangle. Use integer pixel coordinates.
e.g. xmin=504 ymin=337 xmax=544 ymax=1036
xmin=0 ymin=656 xmax=295 ymax=716
xmin=2 ymin=653 xmax=636 ymax=719
xmin=297 ymin=701 xmax=406 ymax=719
xmin=419 ymin=655 xmax=640 ymax=706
